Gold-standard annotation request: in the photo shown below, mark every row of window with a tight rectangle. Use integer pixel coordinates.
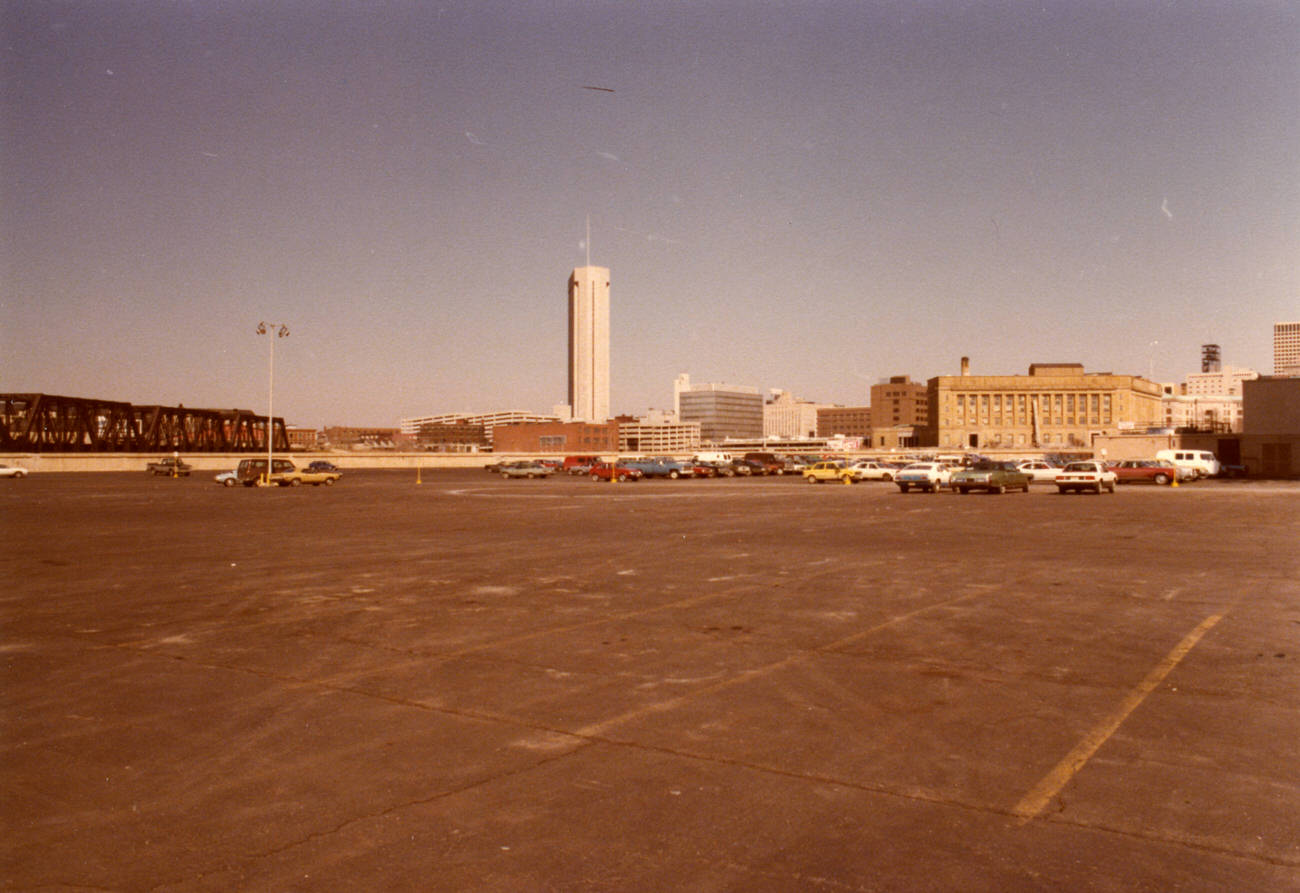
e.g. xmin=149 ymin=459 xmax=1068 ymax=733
xmin=949 ymin=392 xmax=1114 ymax=428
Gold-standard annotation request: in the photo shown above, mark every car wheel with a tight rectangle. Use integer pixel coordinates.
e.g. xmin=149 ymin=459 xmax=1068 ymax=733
xmin=956 ymin=486 xmax=967 ymax=494
xmin=324 ymin=478 xmax=335 ymax=486
xmin=1107 ymin=482 xmax=1116 ymax=493
xmin=669 ymin=470 xmax=679 ymax=479
xmin=899 ymin=484 xmax=909 ymax=493
xmin=590 ymin=473 xmax=600 ymax=482
xmin=223 ymin=478 xmax=236 ymax=487
xmin=994 ymin=484 xmax=1006 ymax=495
xmin=806 ymin=476 xmax=817 ymax=484
xmin=881 ymin=473 xmax=892 ymax=481
xmin=1022 ymin=483 xmax=1031 ymax=493
xmin=1154 ymin=473 xmax=1170 ymax=485
xmin=1057 ymin=487 xmax=1067 ymax=495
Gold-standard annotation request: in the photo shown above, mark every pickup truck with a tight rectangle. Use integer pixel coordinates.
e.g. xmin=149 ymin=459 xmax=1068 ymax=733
xmin=1055 ymin=461 xmax=1117 ymax=495
xmin=147 ymin=457 xmax=191 ymax=476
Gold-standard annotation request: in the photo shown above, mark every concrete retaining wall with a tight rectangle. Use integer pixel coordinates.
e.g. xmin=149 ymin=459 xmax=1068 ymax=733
xmin=0 ymin=453 xmax=494 ymax=473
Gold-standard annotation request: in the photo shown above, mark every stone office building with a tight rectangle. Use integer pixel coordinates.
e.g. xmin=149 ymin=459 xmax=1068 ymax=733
xmin=920 ymin=359 xmax=1164 ymax=450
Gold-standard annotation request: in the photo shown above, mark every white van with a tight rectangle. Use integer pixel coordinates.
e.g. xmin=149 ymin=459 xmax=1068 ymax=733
xmin=694 ymin=451 xmax=733 ymax=464
xmin=1155 ymin=449 xmax=1220 ymax=479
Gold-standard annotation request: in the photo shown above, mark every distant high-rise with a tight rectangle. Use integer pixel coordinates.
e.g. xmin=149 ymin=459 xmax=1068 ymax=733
xmin=568 ymin=266 xmax=610 ymax=421
xmin=1275 ymin=322 xmax=1300 ymax=376
xmin=674 ymin=373 xmax=763 ymax=442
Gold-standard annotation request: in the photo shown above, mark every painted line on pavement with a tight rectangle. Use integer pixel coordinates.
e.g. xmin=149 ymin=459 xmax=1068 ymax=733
xmin=1012 ymin=612 xmax=1224 ymax=823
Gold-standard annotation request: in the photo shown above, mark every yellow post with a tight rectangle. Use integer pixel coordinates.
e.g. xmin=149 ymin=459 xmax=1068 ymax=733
xmin=416 ymin=464 xmax=422 ymax=485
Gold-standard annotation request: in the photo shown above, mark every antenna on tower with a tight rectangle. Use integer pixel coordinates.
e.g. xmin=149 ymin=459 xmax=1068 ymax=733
xmin=585 ymin=214 xmax=590 ymax=268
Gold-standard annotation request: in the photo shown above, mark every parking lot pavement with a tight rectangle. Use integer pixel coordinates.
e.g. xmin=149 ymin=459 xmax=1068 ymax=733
xmin=3 ymin=470 xmax=1299 ymax=890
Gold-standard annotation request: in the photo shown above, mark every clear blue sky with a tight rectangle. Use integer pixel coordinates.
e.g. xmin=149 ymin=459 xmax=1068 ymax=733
xmin=3 ymin=1 xmax=1296 ymax=427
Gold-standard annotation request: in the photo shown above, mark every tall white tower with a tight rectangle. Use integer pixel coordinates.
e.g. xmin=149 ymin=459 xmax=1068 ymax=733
xmin=568 ymin=265 xmax=610 ymax=421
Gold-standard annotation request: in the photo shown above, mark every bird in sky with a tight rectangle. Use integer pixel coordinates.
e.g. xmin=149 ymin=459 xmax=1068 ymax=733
xmin=581 ymin=85 xmax=615 ymax=93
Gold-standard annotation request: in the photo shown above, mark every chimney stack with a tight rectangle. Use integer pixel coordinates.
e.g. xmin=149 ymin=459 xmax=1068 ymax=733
xmin=960 ymin=356 xmax=970 ymax=376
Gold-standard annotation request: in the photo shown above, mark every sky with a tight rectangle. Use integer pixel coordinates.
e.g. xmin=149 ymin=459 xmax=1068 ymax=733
xmin=2 ymin=1 xmax=1297 ymax=428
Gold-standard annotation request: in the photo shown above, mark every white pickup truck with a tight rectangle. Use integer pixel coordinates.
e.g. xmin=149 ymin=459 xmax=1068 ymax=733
xmin=1055 ymin=461 xmax=1117 ymax=495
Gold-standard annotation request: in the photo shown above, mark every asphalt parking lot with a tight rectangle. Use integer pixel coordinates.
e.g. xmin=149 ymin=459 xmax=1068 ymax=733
xmin=3 ymin=470 xmax=1298 ymax=891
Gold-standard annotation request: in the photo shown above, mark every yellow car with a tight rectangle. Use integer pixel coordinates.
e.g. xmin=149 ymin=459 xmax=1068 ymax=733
xmin=803 ymin=461 xmax=855 ymax=484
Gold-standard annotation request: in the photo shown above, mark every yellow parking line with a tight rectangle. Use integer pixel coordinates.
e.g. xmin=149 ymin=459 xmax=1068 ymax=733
xmin=1012 ymin=613 xmax=1224 ymax=823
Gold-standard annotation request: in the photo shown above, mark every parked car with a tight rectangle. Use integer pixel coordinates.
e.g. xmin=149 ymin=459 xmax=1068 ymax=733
xmin=846 ymin=460 xmax=897 ymax=481
xmin=214 ymin=469 xmax=239 ymax=487
xmin=1056 ymin=461 xmax=1117 ymax=494
xmin=733 ymin=458 xmax=769 ymax=476
xmin=781 ymin=455 xmax=816 ymax=473
xmin=688 ymin=461 xmax=718 ymax=478
xmin=1109 ymin=460 xmax=1178 ymax=486
xmin=743 ymin=452 xmax=786 ymax=475
xmin=147 ymin=457 xmax=191 ymax=476
xmin=726 ymin=459 xmax=756 ymax=477
xmin=950 ymin=460 xmax=1032 ymax=494
xmin=651 ymin=458 xmax=695 ymax=479
xmin=1014 ymin=460 xmax=1061 ymax=483
xmin=624 ymin=458 xmax=692 ymax=479
xmin=274 ymin=462 xmax=342 ymax=487
xmin=894 ymin=462 xmax=951 ymax=493
xmin=500 ymin=461 xmax=553 ymax=479
xmin=564 ymin=455 xmax=602 ymax=475
xmin=589 ymin=462 xmax=643 ymax=482
xmin=1155 ymin=449 xmax=1221 ymax=479
xmin=0 ymin=463 xmax=29 ymax=478
xmin=804 ymin=461 xmax=855 ymax=484
xmin=236 ymin=460 xmax=301 ymax=488
xmin=305 ymin=460 xmax=339 ymax=473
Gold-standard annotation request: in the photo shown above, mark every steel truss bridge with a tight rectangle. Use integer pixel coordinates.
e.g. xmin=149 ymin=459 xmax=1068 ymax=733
xmin=1 ymin=394 xmax=288 ymax=453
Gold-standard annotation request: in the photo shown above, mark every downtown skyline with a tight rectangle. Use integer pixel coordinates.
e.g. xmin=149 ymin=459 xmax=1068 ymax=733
xmin=3 ymin=1 xmax=1296 ymax=428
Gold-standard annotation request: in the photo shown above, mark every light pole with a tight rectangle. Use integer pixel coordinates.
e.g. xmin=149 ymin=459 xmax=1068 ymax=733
xmin=257 ymin=322 xmax=290 ymax=485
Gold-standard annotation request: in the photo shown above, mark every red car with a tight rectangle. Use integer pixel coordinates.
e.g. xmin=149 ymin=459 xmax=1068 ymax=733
xmin=1108 ymin=460 xmax=1178 ymax=486
xmin=588 ymin=463 xmax=643 ymax=482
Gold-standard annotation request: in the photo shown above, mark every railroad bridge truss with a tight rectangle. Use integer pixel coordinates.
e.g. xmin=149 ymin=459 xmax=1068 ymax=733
xmin=1 ymin=394 xmax=288 ymax=453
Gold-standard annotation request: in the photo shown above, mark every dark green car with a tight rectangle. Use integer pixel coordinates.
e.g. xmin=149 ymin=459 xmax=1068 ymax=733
xmin=950 ymin=460 xmax=1032 ymax=494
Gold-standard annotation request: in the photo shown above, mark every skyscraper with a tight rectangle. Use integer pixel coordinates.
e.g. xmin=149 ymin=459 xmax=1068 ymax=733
xmin=1274 ymin=321 xmax=1300 ymax=376
xmin=568 ymin=266 xmax=610 ymax=421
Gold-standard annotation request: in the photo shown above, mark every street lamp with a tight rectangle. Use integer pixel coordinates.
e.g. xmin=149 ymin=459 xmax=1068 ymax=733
xmin=257 ymin=322 xmax=290 ymax=485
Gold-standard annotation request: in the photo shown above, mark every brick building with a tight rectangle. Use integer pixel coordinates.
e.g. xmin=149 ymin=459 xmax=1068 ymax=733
xmin=491 ymin=421 xmax=617 ymax=453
